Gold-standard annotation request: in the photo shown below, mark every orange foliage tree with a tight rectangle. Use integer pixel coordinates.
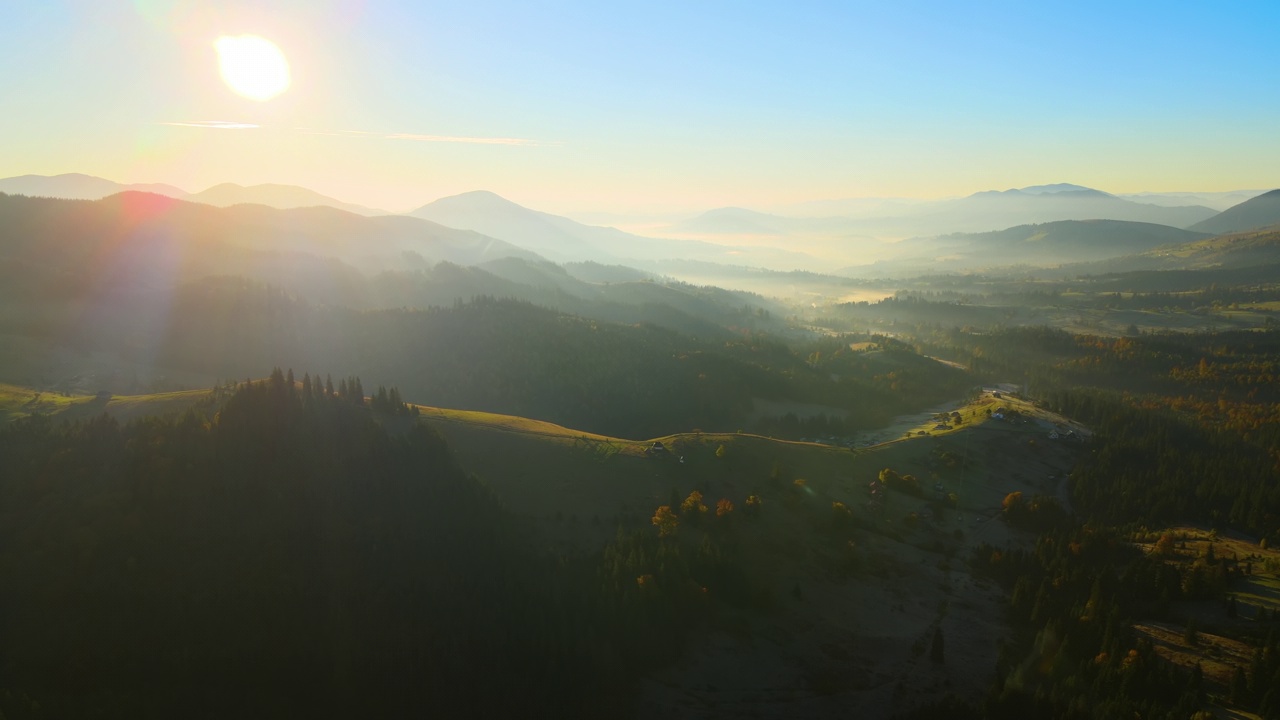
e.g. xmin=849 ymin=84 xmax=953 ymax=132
xmin=681 ymin=490 xmax=708 ymax=517
xmin=651 ymin=505 xmax=678 ymax=537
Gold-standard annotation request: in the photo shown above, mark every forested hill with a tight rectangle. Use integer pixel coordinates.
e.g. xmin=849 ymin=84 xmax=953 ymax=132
xmin=0 ymin=372 xmax=613 ymax=717
xmin=0 ymin=190 xmax=539 ymax=273
xmin=20 ymin=277 xmax=966 ymax=439
xmin=175 ymin=291 xmax=967 ymax=438
xmin=912 ymin=325 xmax=1280 ymax=536
xmin=0 ymin=190 xmax=784 ymax=341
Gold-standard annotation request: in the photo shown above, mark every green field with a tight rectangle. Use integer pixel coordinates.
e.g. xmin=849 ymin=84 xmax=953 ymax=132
xmin=0 ymin=383 xmax=213 ymax=424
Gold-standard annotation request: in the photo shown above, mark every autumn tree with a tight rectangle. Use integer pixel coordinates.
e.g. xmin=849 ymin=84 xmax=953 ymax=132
xmin=880 ymin=468 xmax=922 ymax=496
xmin=681 ymin=491 xmax=708 ymax=525
xmin=715 ymin=498 xmax=734 ymax=517
xmin=1002 ymin=491 xmax=1024 ymax=512
xmin=652 ymin=505 xmax=679 ymax=537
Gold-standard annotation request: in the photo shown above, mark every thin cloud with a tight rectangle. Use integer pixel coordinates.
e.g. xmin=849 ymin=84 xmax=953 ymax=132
xmin=300 ymin=128 xmax=551 ymax=146
xmin=164 ymin=122 xmax=556 ymax=146
xmin=385 ymin=132 xmax=548 ymax=146
xmin=160 ymin=120 xmax=259 ymax=129
xmin=294 ymin=128 xmax=379 ymax=137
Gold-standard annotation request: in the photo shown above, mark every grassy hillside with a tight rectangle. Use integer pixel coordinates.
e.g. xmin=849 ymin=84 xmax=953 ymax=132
xmin=0 ymin=383 xmax=212 ymax=423
xmin=417 ymin=387 xmax=1088 ymax=715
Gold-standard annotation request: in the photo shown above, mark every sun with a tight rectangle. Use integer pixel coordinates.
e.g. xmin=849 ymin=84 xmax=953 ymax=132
xmin=215 ymin=35 xmax=291 ymax=101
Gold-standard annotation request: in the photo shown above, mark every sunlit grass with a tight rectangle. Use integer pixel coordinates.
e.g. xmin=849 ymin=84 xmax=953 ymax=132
xmin=0 ymin=383 xmax=212 ymax=424
xmin=0 ymin=383 xmax=86 ymax=422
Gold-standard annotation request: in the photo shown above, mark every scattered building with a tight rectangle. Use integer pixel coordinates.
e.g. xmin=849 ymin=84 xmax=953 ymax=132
xmin=645 ymin=442 xmax=670 ymax=456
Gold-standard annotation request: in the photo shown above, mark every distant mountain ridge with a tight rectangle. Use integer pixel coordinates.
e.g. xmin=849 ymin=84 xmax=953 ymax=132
xmin=1016 ymin=183 xmax=1100 ymax=195
xmin=0 ymin=191 xmax=540 ymax=283
xmin=1188 ymin=189 xmax=1280 ymax=235
xmin=1118 ymin=189 xmax=1270 ymax=212
xmin=0 ymin=173 xmax=391 ymax=216
xmin=0 ymin=174 xmax=826 ymax=271
xmin=5 ymin=173 xmax=1267 ymax=273
xmin=411 ymin=190 xmax=598 ymax=260
xmin=410 ymin=190 xmax=823 ymax=270
xmin=937 ymin=219 xmax=1208 ymax=257
xmin=0 ymin=173 xmax=187 ymax=201
xmin=843 ymin=219 xmax=1209 ymax=276
xmin=970 ymin=186 xmax=1112 ymax=200
xmin=673 ymin=183 xmax=1220 ymax=241
xmin=186 ymin=183 xmax=388 ymax=216
xmin=927 ymin=185 xmax=1216 ymax=231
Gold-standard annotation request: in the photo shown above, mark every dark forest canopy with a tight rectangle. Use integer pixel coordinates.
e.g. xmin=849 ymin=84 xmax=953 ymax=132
xmin=0 ymin=372 xmax=601 ymax=717
xmin=0 ymin=371 xmax=768 ymax=718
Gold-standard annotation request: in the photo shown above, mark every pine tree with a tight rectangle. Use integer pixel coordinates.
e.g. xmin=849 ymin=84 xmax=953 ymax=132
xmin=1231 ymin=665 xmax=1249 ymax=706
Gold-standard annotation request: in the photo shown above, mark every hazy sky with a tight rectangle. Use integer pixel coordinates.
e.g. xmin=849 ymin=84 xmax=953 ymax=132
xmin=3 ymin=0 xmax=1279 ymax=215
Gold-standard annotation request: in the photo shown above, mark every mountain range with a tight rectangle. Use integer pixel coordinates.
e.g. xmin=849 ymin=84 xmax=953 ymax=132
xmin=675 ymin=185 xmax=1220 ymax=242
xmin=0 ymin=191 xmax=539 ymax=287
xmin=841 ymin=219 xmax=1210 ymax=277
xmin=0 ymin=173 xmax=188 ymax=201
xmin=1117 ymin=189 xmax=1270 ymax=212
xmin=0 ymin=191 xmax=794 ymax=355
xmin=409 ymin=190 xmax=823 ymax=270
xmin=0 ymin=173 xmax=390 ymax=216
xmin=4 ymin=173 xmax=1280 ymax=278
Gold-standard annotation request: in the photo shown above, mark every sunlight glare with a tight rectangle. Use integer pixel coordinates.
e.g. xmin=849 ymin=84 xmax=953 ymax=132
xmin=215 ymin=35 xmax=291 ymax=102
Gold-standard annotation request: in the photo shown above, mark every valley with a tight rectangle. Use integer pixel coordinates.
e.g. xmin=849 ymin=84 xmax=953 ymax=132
xmin=8 ymin=4 xmax=1280 ymax=716
xmin=2 ymin=177 xmax=1280 ymax=719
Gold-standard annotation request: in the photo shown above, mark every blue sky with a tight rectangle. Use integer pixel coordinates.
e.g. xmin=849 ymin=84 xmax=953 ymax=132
xmin=2 ymin=0 xmax=1278 ymax=214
